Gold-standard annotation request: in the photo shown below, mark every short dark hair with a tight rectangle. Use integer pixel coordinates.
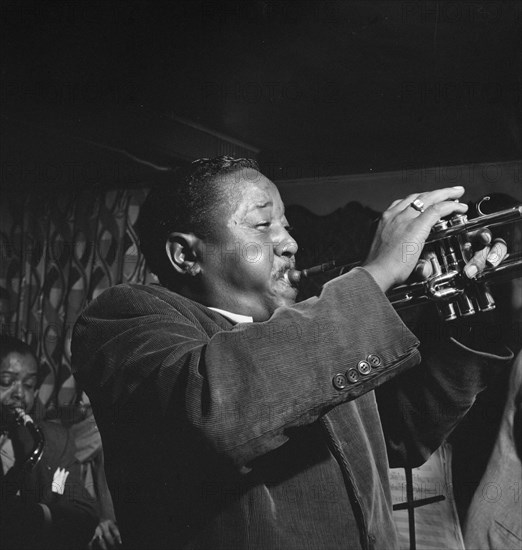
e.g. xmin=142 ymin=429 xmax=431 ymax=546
xmin=137 ymin=156 xmax=259 ymax=286
xmin=0 ymin=335 xmax=36 ymax=365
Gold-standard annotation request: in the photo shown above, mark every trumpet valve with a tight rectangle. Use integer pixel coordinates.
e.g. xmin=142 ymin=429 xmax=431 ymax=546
xmin=474 ymin=283 xmax=496 ymax=313
xmin=449 ymin=213 xmax=468 ymax=226
xmin=437 ymin=302 xmax=458 ymax=322
xmin=456 ymin=293 xmax=475 ymax=317
xmin=433 ymin=219 xmax=449 ymax=231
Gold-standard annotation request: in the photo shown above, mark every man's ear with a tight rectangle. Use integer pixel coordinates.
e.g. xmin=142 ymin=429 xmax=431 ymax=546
xmin=165 ymin=232 xmax=202 ymax=276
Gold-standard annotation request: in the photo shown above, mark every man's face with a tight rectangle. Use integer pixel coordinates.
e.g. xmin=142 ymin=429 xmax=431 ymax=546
xmin=196 ymin=169 xmax=299 ymax=321
xmin=0 ymin=352 xmax=38 ymax=416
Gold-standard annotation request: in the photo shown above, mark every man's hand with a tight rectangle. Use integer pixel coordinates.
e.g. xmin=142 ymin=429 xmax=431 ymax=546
xmin=413 ymin=230 xmax=508 ymax=280
xmin=89 ymin=519 xmax=122 ymax=550
xmin=363 ymin=186 xmax=468 ymax=291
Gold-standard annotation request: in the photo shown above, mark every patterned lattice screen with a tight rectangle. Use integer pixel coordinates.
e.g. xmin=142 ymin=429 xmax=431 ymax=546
xmin=0 ymin=187 xmax=155 ymax=419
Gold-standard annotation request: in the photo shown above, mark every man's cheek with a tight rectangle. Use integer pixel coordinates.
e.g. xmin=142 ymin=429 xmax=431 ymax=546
xmin=216 ymin=242 xmax=243 ymax=268
xmin=26 ymin=391 xmax=36 ymax=411
xmin=242 ymin=242 xmax=268 ymax=264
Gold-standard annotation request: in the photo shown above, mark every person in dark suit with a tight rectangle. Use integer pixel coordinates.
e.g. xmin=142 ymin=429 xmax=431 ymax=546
xmin=0 ymin=335 xmax=98 ymax=550
xmin=72 ymin=157 xmax=512 ymax=550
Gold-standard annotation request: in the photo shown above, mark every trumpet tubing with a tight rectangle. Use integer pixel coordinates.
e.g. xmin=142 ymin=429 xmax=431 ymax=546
xmin=289 ymin=204 xmax=522 ymax=321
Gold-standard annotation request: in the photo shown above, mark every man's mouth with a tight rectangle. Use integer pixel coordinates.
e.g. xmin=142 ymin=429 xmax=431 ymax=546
xmin=282 ymin=270 xmax=295 ymax=287
xmin=6 ymin=403 xmax=25 ymax=413
xmin=276 ymin=266 xmax=299 ymax=292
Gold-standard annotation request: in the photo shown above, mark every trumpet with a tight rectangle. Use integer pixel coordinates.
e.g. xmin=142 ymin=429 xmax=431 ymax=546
xmin=287 ymin=204 xmax=522 ymax=321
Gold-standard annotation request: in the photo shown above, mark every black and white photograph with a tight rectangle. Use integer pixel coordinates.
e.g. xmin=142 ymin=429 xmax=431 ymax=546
xmin=1 ymin=2 xmax=521 ymax=549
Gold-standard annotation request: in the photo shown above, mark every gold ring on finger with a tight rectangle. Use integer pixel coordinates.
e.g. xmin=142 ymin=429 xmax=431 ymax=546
xmin=410 ymin=199 xmax=425 ymax=213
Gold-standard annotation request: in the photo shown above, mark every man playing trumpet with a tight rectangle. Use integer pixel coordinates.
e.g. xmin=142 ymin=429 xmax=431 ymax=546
xmin=72 ymin=157 xmax=513 ymax=550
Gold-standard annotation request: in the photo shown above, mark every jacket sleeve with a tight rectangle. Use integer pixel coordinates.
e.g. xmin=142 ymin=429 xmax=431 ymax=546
xmin=377 ymin=306 xmax=514 ymax=468
xmin=73 ymin=268 xmax=420 ymax=468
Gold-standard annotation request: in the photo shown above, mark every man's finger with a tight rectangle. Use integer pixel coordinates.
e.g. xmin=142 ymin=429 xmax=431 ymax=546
xmin=464 ymin=245 xmax=491 ymax=279
xmin=486 ymin=238 xmax=508 ymax=268
xmin=100 ymin=521 xmax=120 ymax=548
xmin=97 ymin=535 xmax=108 ymax=550
xmin=466 ymin=228 xmax=493 ymax=247
xmin=394 ymin=186 xmax=466 ymax=213
xmin=388 ymin=197 xmax=409 ymax=209
xmin=108 ymin=523 xmax=122 ymax=545
xmin=408 ymin=200 xmax=469 ymax=235
xmin=413 ymin=258 xmax=433 ymax=280
xmin=102 ymin=530 xmax=115 ymax=548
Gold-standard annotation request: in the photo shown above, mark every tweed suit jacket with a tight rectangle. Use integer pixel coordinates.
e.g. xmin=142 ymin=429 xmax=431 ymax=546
xmin=72 ymin=267 xmax=509 ymax=550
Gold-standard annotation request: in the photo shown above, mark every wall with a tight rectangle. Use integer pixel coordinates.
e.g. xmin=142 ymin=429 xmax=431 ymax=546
xmin=276 ymin=160 xmax=522 ymax=214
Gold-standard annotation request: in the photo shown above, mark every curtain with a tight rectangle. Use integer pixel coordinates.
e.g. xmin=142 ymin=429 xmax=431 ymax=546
xmin=0 ymin=187 xmax=154 ymax=419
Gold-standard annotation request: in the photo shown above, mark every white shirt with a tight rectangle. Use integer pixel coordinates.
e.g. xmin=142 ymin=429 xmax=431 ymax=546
xmin=0 ymin=433 xmax=15 ymax=474
xmin=208 ymin=307 xmax=253 ymax=324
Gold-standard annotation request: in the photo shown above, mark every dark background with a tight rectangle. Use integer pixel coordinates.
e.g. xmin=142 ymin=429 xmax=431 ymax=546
xmin=1 ymin=0 xmax=520 ymax=528
xmin=1 ymin=0 xmax=521 ymax=189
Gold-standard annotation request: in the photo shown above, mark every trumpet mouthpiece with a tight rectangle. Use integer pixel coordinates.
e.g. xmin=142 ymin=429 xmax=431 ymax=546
xmin=285 ymin=269 xmax=302 ymax=285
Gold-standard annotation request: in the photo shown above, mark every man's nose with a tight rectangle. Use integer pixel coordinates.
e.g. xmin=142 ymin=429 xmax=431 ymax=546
xmin=11 ymin=381 xmax=24 ymax=400
xmin=275 ymin=236 xmax=298 ymax=258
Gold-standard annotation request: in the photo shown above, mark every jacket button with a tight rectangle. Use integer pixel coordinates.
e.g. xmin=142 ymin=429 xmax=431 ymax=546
xmin=357 ymin=360 xmax=372 ymax=375
xmin=346 ymin=369 xmax=360 ymax=383
xmin=332 ymin=373 xmax=348 ymax=390
xmin=367 ymin=354 xmax=382 ymax=367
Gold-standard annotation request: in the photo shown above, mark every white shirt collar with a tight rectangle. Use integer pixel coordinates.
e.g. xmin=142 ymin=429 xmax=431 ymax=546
xmin=208 ymin=307 xmax=253 ymax=324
